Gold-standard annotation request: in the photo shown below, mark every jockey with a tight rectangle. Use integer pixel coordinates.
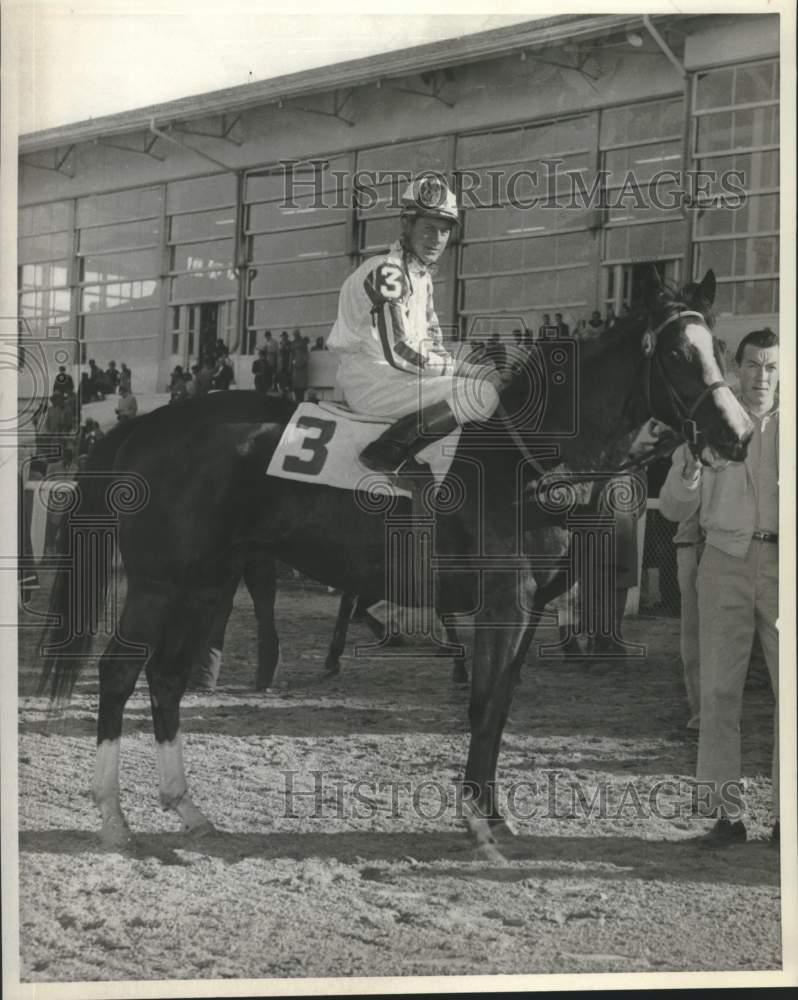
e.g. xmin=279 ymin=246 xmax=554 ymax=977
xmin=328 ymin=172 xmax=504 ymax=474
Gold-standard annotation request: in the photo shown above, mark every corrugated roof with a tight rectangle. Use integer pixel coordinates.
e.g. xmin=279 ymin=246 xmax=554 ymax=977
xmin=19 ymin=14 xmax=651 ymax=154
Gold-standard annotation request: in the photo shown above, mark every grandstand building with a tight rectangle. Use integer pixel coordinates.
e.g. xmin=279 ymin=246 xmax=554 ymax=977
xmin=18 ymin=12 xmax=780 ymax=393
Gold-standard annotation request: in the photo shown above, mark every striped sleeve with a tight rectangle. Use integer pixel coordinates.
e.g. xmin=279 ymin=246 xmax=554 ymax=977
xmin=372 ymin=302 xmax=425 ymax=371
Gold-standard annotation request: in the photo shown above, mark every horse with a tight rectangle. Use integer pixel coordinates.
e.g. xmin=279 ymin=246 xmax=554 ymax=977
xmin=39 ymin=268 xmax=753 ymax=858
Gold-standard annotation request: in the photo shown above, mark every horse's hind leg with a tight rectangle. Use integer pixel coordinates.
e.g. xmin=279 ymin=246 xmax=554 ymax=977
xmin=243 ymin=552 xmax=280 ymax=690
xmin=147 ymin=585 xmax=222 ymax=835
xmin=324 ymin=592 xmax=357 ymax=676
xmin=93 ymin=584 xmax=167 ymax=847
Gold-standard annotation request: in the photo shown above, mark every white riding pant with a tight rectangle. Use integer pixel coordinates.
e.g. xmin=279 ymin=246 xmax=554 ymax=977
xmin=336 ymin=354 xmax=500 ymax=426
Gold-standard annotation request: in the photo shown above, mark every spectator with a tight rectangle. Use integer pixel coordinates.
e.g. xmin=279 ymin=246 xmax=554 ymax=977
xmin=185 ymin=365 xmax=198 ymax=398
xmin=575 ymin=319 xmax=588 ymax=338
xmin=482 ymin=332 xmax=506 ymax=371
xmin=291 ymin=329 xmax=310 ymax=403
xmin=116 ymin=384 xmax=138 ymax=422
xmin=306 ymin=389 xmax=319 ymax=404
xmin=44 ymin=394 xmax=72 ymax=435
xmin=464 ymin=340 xmax=486 ymax=364
xmin=79 ymin=372 xmax=94 ymax=406
xmin=277 ymin=331 xmax=292 ymax=396
xmin=311 ymin=336 xmax=329 ymax=352
xmin=170 ymin=373 xmax=189 ymax=404
xmin=52 ymin=365 xmax=74 ymax=401
xmin=105 ymin=360 xmax=120 ymax=393
xmin=193 ymin=359 xmax=213 ymax=397
xmin=587 ymin=310 xmax=604 ymax=335
xmin=119 ymin=363 xmax=132 ymax=393
xmin=169 ymin=365 xmax=185 ymax=392
xmin=554 ymin=312 xmax=570 ymax=337
xmin=522 ymin=330 xmax=535 ymax=353
xmin=252 ymin=347 xmax=270 ymax=395
xmin=603 ymin=306 xmax=618 ymax=334
xmin=538 ymin=313 xmax=552 ymax=337
xmin=212 ymin=338 xmax=228 ymax=364
xmin=262 ymin=331 xmax=278 ymax=390
xmin=659 ymin=328 xmax=779 ymax=849
xmin=87 ymin=359 xmax=105 ymax=401
xmin=210 ymin=351 xmax=234 ymax=391
xmin=78 ymin=417 xmax=104 ymax=466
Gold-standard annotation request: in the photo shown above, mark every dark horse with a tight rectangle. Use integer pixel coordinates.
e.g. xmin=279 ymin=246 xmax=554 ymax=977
xmin=40 ymin=270 xmax=752 ymax=857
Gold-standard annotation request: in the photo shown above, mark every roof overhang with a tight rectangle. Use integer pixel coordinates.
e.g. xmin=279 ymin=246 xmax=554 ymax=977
xmin=19 ymin=13 xmax=667 ymax=155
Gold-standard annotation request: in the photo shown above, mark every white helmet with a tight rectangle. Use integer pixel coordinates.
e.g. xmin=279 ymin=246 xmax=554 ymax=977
xmin=400 ymin=173 xmax=459 ymax=225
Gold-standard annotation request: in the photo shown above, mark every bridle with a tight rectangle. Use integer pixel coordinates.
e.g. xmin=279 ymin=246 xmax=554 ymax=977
xmin=506 ymin=306 xmax=731 ymax=497
xmin=642 ymin=308 xmax=731 ymax=462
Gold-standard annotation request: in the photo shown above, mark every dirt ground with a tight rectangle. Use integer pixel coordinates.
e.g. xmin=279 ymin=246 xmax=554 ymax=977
xmin=16 ymin=575 xmax=782 ymax=986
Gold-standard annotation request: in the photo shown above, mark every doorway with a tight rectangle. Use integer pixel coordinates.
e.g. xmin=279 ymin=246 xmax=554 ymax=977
xmin=603 ymin=259 xmax=682 ymax=315
xmin=169 ymin=301 xmax=234 ymax=369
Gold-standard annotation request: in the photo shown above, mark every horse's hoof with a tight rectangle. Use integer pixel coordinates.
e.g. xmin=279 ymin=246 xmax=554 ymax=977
xmin=100 ymin=819 xmax=133 ymax=850
xmin=184 ymin=819 xmax=217 ymax=839
xmin=475 ymin=840 xmax=507 ymax=864
xmin=489 ymin=817 xmax=518 ymax=841
xmin=451 ymin=666 xmax=469 ymax=685
xmin=323 ymin=659 xmax=341 ymax=676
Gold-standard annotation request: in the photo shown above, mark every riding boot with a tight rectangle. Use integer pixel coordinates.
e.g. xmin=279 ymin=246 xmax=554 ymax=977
xmin=360 ymin=400 xmax=459 ymax=474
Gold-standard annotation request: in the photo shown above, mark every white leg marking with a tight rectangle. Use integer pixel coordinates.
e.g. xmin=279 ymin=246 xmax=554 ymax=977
xmin=156 ymin=730 xmax=214 ymax=833
xmin=93 ymin=739 xmax=130 ymax=844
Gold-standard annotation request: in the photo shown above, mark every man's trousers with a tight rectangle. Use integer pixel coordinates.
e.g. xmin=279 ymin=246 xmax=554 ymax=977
xmin=697 ymin=539 xmax=779 ymax=819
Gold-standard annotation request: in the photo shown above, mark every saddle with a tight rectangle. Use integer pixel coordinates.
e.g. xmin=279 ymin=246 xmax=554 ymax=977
xmin=266 ymin=401 xmax=457 ymax=501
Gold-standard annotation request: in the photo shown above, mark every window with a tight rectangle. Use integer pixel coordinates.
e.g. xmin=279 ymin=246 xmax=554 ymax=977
xmin=692 ymin=59 xmax=779 ymax=316
xmin=75 ymin=185 xmax=165 ymax=358
xmin=455 ymin=116 xmax=598 ymax=333
xmin=243 ymin=157 xmax=354 ymax=343
xmin=600 ymin=97 xmax=687 ymax=262
xmin=17 ymin=200 xmax=73 ymax=338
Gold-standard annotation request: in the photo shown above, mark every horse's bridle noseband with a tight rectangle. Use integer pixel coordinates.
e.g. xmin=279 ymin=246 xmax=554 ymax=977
xmin=643 ymin=309 xmax=730 ymax=458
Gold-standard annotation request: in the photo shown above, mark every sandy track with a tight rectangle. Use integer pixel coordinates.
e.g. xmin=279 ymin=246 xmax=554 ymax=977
xmin=17 ymin=583 xmax=781 ymax=983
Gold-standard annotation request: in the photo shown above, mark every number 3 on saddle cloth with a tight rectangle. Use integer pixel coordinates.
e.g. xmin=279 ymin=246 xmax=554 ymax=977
xmin=266 ymin=400 xmax=461 ymax=503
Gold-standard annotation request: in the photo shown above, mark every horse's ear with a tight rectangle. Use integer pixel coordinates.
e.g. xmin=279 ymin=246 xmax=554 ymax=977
xmin=642 ymin=265 xmax=663 ymax=308
xmin=697 ymin=269 xmax=716 ymax=306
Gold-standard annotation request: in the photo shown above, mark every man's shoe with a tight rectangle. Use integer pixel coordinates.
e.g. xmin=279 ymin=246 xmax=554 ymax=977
xmin=697 ymin=816 xmax=747 ymax=849
xmin=770 ymin=821 xmax=779 ymax=848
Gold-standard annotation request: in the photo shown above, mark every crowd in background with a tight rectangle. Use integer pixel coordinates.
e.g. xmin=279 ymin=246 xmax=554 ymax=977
xmin=465 ymin=307 xmax=624 ymax=369
xmin=250 ymin=328 xmax=325 ymax=404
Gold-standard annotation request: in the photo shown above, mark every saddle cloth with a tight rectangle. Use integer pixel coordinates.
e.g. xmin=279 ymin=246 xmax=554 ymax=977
xmin=266 ymin=401 xmax=460 ymax=498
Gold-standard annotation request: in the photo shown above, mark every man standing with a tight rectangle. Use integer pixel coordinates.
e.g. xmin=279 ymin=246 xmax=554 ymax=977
xmin=116 ymin=384 xmax=138 ymax=422
xmin=660 ymin=328 xmax=779 ymax=848
xmin=328 ymin=173 xmax=504 ymax=474
xmin=262 ymin=331 xmax=278 ymax=390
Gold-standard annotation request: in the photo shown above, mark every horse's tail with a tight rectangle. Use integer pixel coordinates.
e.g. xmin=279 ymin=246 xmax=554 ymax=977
xmin=38 ymin=423 xmax=139 ymax=703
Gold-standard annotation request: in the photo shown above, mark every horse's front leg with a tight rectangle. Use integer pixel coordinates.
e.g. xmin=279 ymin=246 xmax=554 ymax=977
xmin=463 ymin=573 xmax=532 ymax=859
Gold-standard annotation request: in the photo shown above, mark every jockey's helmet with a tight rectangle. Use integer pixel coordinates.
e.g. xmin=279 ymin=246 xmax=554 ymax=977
xmin=399 ymin=173 xmax=459 ymax=225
